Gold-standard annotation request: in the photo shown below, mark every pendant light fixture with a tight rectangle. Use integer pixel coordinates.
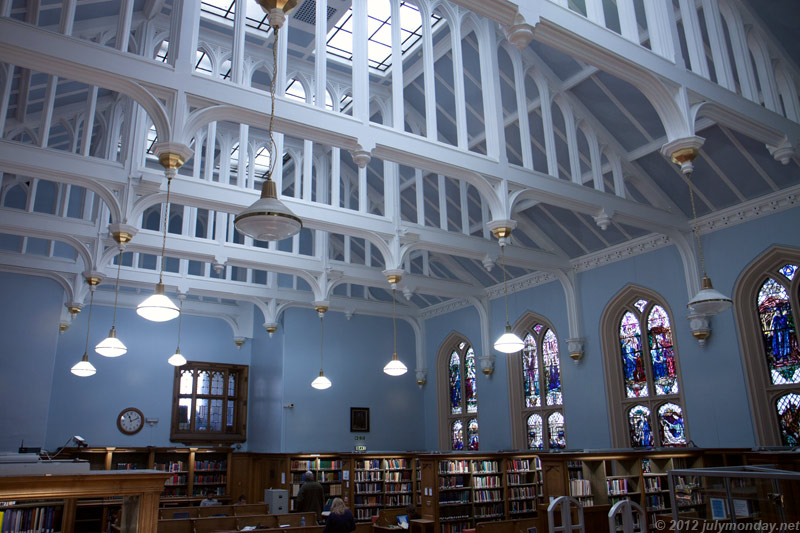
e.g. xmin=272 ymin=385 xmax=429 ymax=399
xmin=672 ymin=147 xmax=732 ymax=316
xmin=96 ymin=235 xmax=130 ymax=357
xmin=71 ymin=277 xmax=101 ymax=377
xmin=383 ymin=288 xmax=408 ymax=376
xmin=137 ymin=173 xmax=180 ymax=322
xmin=494 ymin=240 xmax=524 ymax=353
xmin=311 ymin=307 xmax=331 ymax=390
xmin=168 ymin=298 xmax=187 ymax=366
xmin=234 ymin=2 xmax=302 ymax=242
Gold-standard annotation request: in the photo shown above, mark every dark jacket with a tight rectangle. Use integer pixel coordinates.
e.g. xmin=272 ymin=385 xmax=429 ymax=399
xmin=323 ymin=509 xmax=355 ymax=533
xmin=296 ymin=480 xmax=324 ymax=521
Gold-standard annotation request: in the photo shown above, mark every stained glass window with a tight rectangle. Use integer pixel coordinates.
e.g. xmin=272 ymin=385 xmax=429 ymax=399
xmin=548 ymin=412 xmax=566 ymax=449
xmin=757 ymin=278 xmax=800 ymax=385
xmin=634 ymin=299 xmax=648 ymax=312
xmin=543 ymin=329 xmax=562 ymax=406
xmin=443 ymin=339 xmax=479 ymax=450
xmin=449 ymin=351 xmax=462 ymax=414
xmin=466 ymin=347 xmax=477 ymax=413
xmin=657 ymin=403 xmax=686 ymax=446
xmin=620 ymin=312 xmax=648 ymax=398
xmin=779 ymin=264 xmax=797 ymax=281
xmin=451 ymin=420 xmax=464 ymax=450
xmin=776 ymin=393 xmax=800 ymax=446
xmin=628 ymin=405 xmax=654 ymax=447
xmin=522 ymin=333 xmax=540 ymax=408
xmin=527 ymin=414 xmax=543 ymax=449
xmin=648 ymin=306 xmax=678 ymax=395
xmin=467 ymin=419 xmax=479 ymax=450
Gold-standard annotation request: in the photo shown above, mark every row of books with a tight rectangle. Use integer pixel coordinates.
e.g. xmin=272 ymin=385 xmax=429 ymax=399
xmin=508 ymin=457 xmax=541 ymax=471
xmin=164 ymin=474 xmax=187 ymax=486
xmin=472 ymin=476 xmax=501 ymax=488
xmin=385 ymin=471 xmax=411 ymax=482
xmin=195 ymin=460 xmax=226 ymax=471
xmin=472 ymin=460 xmax=499 ymax=473
xmin=440 ymin=476 xmax=467 ymax=489
xmin=385 ymin=483 xmax=412 ymax=493
xmin=154 ymin=461 xmax=186 ymax=472
xmin=355 ymin=459 xmax=381 ymax=470
xmin=0 ymin=506 xmax=60 ymax=533
xmin=473 ymin=490 xmax=501 ymax=502
xmin=384 ymin=495 xmax=412 ymax=506
xmin=354 ymin=471 xmax=382 ymax=481
xmin=509 ymin=500 xmax=536 ymax=513
xmin=354 ymin=483 xmax=382 ymax=493
xmin=507 ymin=473 xmax=540 ymax=485
xmin=646 ymin=494 xmax=667 ymax=511
xmin=644 ymin=477 xmax=662 ymax=492
xmin=194 ymin=474 xmax=225 ymax=484
xmin=607 ymin=478 xmax=631 ymax=495
xmin=569 ymin=479 xmax=592 ymax=497
xmin=508 ymin=486 xmax=537 ymax=499
xmin=439 ymin=460 xmax=470 ymax=474
xmin=439 ymin=491 xmax=470 ymax=504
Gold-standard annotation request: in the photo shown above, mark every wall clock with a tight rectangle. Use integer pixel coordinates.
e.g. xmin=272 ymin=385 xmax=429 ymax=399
xmin=117 ymin=407 xmax=144 ymax=435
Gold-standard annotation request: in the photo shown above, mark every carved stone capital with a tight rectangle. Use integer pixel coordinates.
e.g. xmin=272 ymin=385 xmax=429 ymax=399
xmin=566 ymin=338 xmax=585 ymax=363
xmin=687 ymin=312 xmax=711 ymax=346
xmin=416 ymin=369 xmax=427 ymax=387
xmin=661 ymin=136 xmax=705 ymax=175
xmin=478 ymin=353 xmax=495 ymax=376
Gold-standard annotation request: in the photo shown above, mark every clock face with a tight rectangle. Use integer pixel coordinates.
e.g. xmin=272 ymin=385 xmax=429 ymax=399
xmin=117 ymin=407 xmax=144 ymax=435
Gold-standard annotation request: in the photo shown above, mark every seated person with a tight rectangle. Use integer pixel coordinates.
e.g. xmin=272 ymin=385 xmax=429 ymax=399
xmin=200 ymin=489 xmax=220 ymax=507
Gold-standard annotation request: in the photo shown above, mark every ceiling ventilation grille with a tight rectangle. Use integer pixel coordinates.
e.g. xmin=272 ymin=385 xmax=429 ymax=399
xmin=292 ymin=0 xmax=336 ymax=25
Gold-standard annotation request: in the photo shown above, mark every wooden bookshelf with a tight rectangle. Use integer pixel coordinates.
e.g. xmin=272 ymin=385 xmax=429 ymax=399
xmin=288 ymin=455 xmax=343 ymax=512
xmin=505 ymin=455 xmax=542 ymax=517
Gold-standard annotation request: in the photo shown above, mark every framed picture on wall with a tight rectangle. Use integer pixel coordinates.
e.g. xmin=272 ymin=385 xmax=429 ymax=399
xmin=350 ymin=407 xmax=370 ymax=432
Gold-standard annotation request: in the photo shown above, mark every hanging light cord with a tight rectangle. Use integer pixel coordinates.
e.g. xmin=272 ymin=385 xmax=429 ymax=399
xmin=687 ymin=173 xmax=707 ymax=278
xmin=111 ymin=248 xmax=122 ymax=327
xmin=158 ymin=176 xmax=173 ymax=284
xmin=265 ymin=25 xmax=280 ymax=181
xmin=501 ymin=245 xmax=510 ymax=327
xmin=392 ymin=288 xmax=397 ymax=355
xmin=84 ymin=287 xmax=95 ymax=351
xmin=319 ymin=313 xmax=325 ymax=371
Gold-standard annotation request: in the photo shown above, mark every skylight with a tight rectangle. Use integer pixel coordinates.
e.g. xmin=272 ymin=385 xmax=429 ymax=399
xmin=326 ymin=2 xmax=441 ymax=72
xmin=200 ymin=0 xmax=274 ymax=35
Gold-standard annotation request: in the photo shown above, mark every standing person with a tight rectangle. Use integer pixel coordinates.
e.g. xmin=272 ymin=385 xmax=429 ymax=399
xmin=296 ymin=470 xmax=324 ymax=523
xmin=323 ymin=498 xmax=355 ymax=533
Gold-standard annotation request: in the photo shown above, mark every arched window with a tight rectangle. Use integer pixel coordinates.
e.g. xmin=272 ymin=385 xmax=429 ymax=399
xmin=734 ymin=246 xmax=800 ymax=446
xmin=437 ymin=334 xmax=479 ymax=450
xmin=601 ymin=286 xmax=689 ymax=448
xmin=508 ymin=314 xmax=566 ymax=450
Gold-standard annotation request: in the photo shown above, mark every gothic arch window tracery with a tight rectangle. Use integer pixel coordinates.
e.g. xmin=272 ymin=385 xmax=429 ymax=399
xmin=437 ymin=333 xmax=479 ymax=450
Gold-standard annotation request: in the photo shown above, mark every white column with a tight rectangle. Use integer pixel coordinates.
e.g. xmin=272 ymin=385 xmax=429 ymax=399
xmin=617 ymin=0 xmax=639 ymax=43
xmin=80 ymin=86 xmax=99 ymax=156
xmin=512 ymin=51 xmax=533 ymax=169
xmin=677 ymin=0 xmax=710 ymax=78
xmin=315 ymin=0 xmax=328 ymax=108
xmin=437 ymin=174 xmax=447 ymax=230
xmin=351 ymin=0 xmax=369 ymax=122
xmin=701 ymin=0 xmax=735 ymax=90
xmin=303 ymin=140 xmax=313 ymax=201
xmin=232 ymin=0 xmax=247 ymax=85
xmin=219 ymin=137 xmax=232 ymax=185
xmin=746 ymin=30 xmax=780 ymax=113
xmin=0 ymin=0 xmax=11 ymax=17
xmin=390 ymin=0 xmax=404 ymax=129
xmin=294 ymin=159 xmax=302 ymax=199
xmin=60 ymin=0 xmax=76 ymax=35
xmin=481 ymin=197 xmax=489 ymax=239
xmin=537 ymin=78 xmax=559 ymax=178
xmin=170 ymin=0 xmax=201 ymax=73
xmin=358 ymin=166 xmax=367 ymax=212
xmin=478 ymin=18 xmax=503 ymax=159
xmin=116 ymin=0 xmax=135 ymax=52
xmin=384 ymin=160 xmax=399 ymax=222
xmin=585 ymin=0 xmax=606 ymax=27
xmin=331 ymin=147 xmax=341 ymax=207
xmin=609 ymin=152 xmax=626 ymax=198
xmin=203 ymin=122 xmax=217 ymax=181
xmin=415 ymin=169 xmax=425 ymax=225
xmin=642 ymin=0 xmax=682 ymax=65
xmin=557 ymin=98 xmax=581 ymax=184
xmin=39 ymin=75 xmax=59 ymax=148
xmin=459 ymin=181 xmax=469 ymax=235
xmin=0 ymin=64 xmax=14 ymax=139
xmin=238 ymin=123 xmax=249 ymax=188
xmin=451 ymin=18 xmax=468 ymax=149
xmin=420 ymin=3 xmax=437 ymax=140
xmin=585 ymin=128 xmax=604 ymax=192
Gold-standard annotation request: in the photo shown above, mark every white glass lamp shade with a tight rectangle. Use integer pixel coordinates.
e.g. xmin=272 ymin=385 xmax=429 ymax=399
xmin=71 ymin=353 xmax=97 ymax=377
xmin=494 ymin=325 xmax=525 ymax=353
xmin=168 ymin=347 xmax=187 ymax=367
xmin=383 ymin=353 xmax=408 ymax=376
xmin=95 ymin=327 xmax=127 ymax=357
xmin=137 ymin=282 xmax=180 ymax=322
xmin=687 ymin=276 xmax=732 ymax=316
xmin=311 ymin=370 xmax=332 ymax=390
xmin=234 ymin=180 xmax=302 ymax=242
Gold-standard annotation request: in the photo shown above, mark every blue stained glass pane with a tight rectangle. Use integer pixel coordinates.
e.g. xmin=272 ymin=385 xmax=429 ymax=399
xmin=628 ymin=405 xmax=654 ymax=448
xmin=777 ymin=393 xmax=800 ymax=446
xmin=620 ymin=312 xmax=649 ymax=398
xmin=757 ymin=278 xmax=800 ymax=385
xmin=548 ymin=412 xmax=566 ymax=449
xmin=451 ymin=420 xmax=463 ymax=450
xmin=449 ymin=351 xmax=462 ymax=414
xmin=522 ymin=333 xmax=540 ymax=407
xmin=466 ymin=347 xmax=477 ymax=413
xmin=648 ymin=306 xmax=679 ymax=395
xmin=467 ymin=418 xmax=479 ymax=450
xmin=527 ymin=414 xmax=543 ymax=449
xmin=657 ymin=403 xmax=686 ymax=446
xmin=543 ymin=330 xmax=562 ymax=406
xmin=779 ymin=264 xmax=797 ymax=281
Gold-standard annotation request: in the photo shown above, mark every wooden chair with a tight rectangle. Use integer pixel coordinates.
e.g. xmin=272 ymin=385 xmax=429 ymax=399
xmin=233 ymin=503 xmax=270 ymax=516
xmin=160 ymin=507 xmax=198 ymax=519
xmin=193 ymin=516 xmax=237 ymax=533
xmin=156 ymin=518 xmax=194 ymax=533
xmin=236 ymin=514 xmax=277 ymax=530
xmin=197 ymin=504 xmax=234 ymax=517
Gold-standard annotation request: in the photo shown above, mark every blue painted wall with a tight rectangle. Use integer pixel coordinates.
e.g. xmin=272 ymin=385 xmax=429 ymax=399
xmin=281 ymin=308 xmax=423 ymax=453
xmin=248 ymin=308 xmax=285 ymax=452
xmin=0 ymin=273 xmax=62 ymax=452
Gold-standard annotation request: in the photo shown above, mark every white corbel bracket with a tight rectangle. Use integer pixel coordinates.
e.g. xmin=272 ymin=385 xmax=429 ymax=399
xmin=767 ymin=137 xmax=797 ymax=165
xmin=478 ymin=353 xmax=495 ymax=376
xmin=593 ymin=209 xmax=614 ymax=231
xmin=566 ymin=338 xmax=585 ymax=364
xmin=505 ymin=13 xmax=537 ymax=50
xmin=350 ymin=149 xmax=372 ymax=168
xmin=415 ymin=369 xmax=427 ymax=388
xmin=687 ymin=312 xmax=711 ymax=346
